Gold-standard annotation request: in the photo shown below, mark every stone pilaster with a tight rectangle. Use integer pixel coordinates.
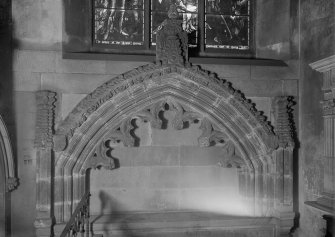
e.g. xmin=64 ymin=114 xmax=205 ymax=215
xmin=34 ymin=90 xmax=57 ymax=237
xmin=273 ymin=96 xmax=295 ymax=236
xmin=306 ymin=55 xmax=335 ymax=215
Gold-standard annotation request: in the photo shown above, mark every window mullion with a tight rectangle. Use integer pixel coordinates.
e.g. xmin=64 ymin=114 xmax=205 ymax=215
xmin=198 ymin=0 xmax=205 ymax=54
xmin=144 ymin=0 xmax=150 ymax=50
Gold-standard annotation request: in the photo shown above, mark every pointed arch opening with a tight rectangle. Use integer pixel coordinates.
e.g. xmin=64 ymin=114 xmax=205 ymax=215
xmin=52 ymin=64 xmax=281 ymax=225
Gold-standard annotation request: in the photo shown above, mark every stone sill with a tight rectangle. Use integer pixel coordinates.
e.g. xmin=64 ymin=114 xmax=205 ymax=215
xmin=305 ymin=201 xmax=335 ymax=216
xmin=63 ymin=52 xmax=288 ymax=67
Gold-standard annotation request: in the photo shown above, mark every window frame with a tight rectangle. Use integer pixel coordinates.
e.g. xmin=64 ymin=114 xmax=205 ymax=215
xmin=63 ymin=0 xmax=255 ymax=58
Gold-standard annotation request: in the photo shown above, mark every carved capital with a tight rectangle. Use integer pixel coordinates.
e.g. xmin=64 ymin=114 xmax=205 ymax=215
xmin=273 ymin=96 xmax=295 ymax=148
xmin=321 ymin=99 xmax=335 ymax=115
xmin=34 ymin=91 xmax=57 ymax=149
xmin=6 ymin=177 xmax=19 ymax=192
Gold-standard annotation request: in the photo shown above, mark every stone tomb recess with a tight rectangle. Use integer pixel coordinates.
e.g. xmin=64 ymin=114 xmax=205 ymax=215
xmin=34 ymin=6 xmax=296 ymax=237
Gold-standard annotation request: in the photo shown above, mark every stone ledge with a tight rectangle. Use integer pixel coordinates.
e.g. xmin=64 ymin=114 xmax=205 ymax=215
xmin=305 ymin=201 xmax=335 ymax=215
xmin=89 ymin=211 xmax=279 ymax=237
xmin=64 ymin=52 xmax=288 ymax=67
xmin=310 ymin=55 xmax=335 ymax=72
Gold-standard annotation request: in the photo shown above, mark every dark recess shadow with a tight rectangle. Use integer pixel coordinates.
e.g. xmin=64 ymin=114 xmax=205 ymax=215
xmin=288 ymin=97 xmax=300 ymax=235
xmin=158 ymin=103 xmax=169 ymax=129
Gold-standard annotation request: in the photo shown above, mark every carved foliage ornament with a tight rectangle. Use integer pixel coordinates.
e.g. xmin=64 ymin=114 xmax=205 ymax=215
xmin=6 ymin=177 xmax=19 ymax=192
xmin=34 ymin=91 xmax=57 ymax=149
xmin=85 ymin=99 xmax=246 ymax=170
xmin=321 ymin=99 xmax=335 ymax=115
xmin=274 ymin=96 xmax=295 ymax=148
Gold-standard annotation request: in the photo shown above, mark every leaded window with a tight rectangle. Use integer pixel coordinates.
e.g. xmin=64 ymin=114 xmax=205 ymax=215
xmin=92 ymin=0 xmax=253 ymax=56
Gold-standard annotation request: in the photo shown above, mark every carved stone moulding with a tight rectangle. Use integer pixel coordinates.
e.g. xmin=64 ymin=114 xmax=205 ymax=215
xmin=34 ymin=91 xmax=57 ymax=149
xmin=52 ymin=69 xmax=284 ymax=225
xmin=273 ymin=96 xmax=295 ymax=148
xmin=0 ymin=115 xmax=18 ymax=192
xmin=54 ymin=64 xmax=277 ymax=154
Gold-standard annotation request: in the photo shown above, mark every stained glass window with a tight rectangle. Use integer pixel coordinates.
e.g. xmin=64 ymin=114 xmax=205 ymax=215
xmin=93 ymin=0 xmax=253 ymax=54
xmin=94 ymin=0 xmax=144 ymax=46
xmin=205 ymin=0 xmax=250 ymax=50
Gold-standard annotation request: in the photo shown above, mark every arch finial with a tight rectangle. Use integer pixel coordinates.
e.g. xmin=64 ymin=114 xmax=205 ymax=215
xmin=156 ymin=4 xmax=188 ymax=65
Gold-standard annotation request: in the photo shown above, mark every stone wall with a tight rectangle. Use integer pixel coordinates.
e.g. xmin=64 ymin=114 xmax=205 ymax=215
xmin=298 ymin=0 xmax=335 ymax=237
xmin=90 ymin=121 xmax=244 ymax=216
xmin=9 ymin=0 xmax=299 ymax=236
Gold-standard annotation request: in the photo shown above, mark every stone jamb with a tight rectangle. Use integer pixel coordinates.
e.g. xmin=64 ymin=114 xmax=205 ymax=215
xmin=34 ymin=91 xmax=57 ymax=236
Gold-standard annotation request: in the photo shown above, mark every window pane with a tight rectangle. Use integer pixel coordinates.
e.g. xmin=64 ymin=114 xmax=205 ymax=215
xmin=94 ymin=9 xmax=144 ymax=45
xmin=95 ymin=0 xmax=144 ymax=10
xmin=205 ymin=0 xmax=249 ymax=15
xmin=205 ymin=0 xmax=250 ymax=50
xmin=151 ymin=0 xmax=198 ymax=47
xmin=205 ymin=15 xmax=249 ymax=49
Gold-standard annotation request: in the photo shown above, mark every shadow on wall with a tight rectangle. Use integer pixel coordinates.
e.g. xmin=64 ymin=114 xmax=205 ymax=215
xmin=91 ymin=191 xmax=139 ymax=237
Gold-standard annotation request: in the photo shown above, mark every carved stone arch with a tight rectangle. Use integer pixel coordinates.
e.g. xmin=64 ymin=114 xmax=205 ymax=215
xmin=0 ymin=115 xmax=18 ymax=237
xmin=0 ymin=115 xmax=18 ymax=192
xmin=53 ymin=64 xmax=281 ymax=223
